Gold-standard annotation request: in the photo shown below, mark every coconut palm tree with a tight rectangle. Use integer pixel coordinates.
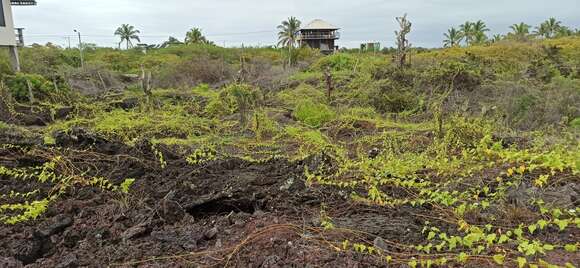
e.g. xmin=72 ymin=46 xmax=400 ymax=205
xmin=473 ymin=31 xmax=488 ymax=45
xmin=535 ymin=23 xmax=549 ymax=39
xmin=466 ymin=20 xmax=489 ymax=45
xmin=509 ymin=23 xmax=531 ymax=41
xmin=491 ymin=34 xmax=503 ymax=43
xmin=459 ymin=21 xmax=474 ymax=46
xmin=473 ymin=20 xmax=490 ymax=35
xmin=185 ymin=28 xmax=209 ymax=45
xmin=443 ymin=27 xmax=463 ymax=47
xmin=277 ymin=16 xmax=301 ymax=65
xmin=535 ymin=18 xmax=562 ymax=39
xmin=115 ymin=24 xmax=141 ymax=49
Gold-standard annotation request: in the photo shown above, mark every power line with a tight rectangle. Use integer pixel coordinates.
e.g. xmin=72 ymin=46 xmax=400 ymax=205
xmin=25 ymin=30 xmax=276 ymax=38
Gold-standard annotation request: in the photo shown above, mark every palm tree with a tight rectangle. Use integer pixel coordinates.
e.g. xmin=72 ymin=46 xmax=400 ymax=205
xmin=473 ymin=20 xmax=490 ymax=34
xmin=115 ymin=24 xmax=141 ymax=49
xmin=535 ymin=23 xmax=549 ymax=39
xmin=473 ymin=31 xmax=488 ymax=45
xmin=277 ymin=17 xmax=301 ymax=65
xmin=491 ymin=34 xmax=503 ymax=43
xmin=459 ymin=21 xmax=474 ymax=46
xmin=509 ymin=23 xmax=531 ymax=41
xmin=535 ymin=18 xmax=562 ymax=39
xmin=443 ymin=27 xmax=463 ymax=47
xmin=185 ymin=28 xmax=208 ymax=45
xmin=469 ymin=20 xmax=489 ymax=45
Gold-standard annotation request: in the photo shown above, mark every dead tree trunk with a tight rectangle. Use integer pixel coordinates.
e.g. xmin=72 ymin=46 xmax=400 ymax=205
xmin=97 ymin=71 xmax=107 ymax=91
xmin=324 ymin=67 xmax=334 ymax=104
xmin=141 ymin=65 xmax=153 ymax=104
xmin=395 ymin=14 xmax=412 ymax=69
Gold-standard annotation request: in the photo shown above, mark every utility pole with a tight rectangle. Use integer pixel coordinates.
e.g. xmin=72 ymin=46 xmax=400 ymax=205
xmin=74 ymin=30 xmax=84 ymax=68
xmin=64 ymin=36 xmax=71 ymax=49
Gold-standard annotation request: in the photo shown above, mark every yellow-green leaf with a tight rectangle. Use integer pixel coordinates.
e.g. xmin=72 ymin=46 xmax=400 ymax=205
xmin=498 ymin=234 xmax=509 ymax=244
xmin=493 ymin=254 xmax=505 ymax=265
xmin=427 ymin=231 xmax=436 ymax=240
xmin=564 ymin=244 xmax=577 ymax=252
xmin=528 ymin=224 xmax=537 ymax=234
xmin=517 ymin=257 xmax=527 ymax=268
xmin=457 ymin=252 xmax=468 ymax=263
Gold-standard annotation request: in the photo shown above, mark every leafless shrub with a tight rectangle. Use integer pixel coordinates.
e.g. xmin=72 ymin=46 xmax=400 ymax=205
xmin=242 ymin=57 xmax=298 ymax=92
xmin=59 ymin=63 xmax=122 ymax=96
xmin=153 ymin=55 xmax=233 ymax=89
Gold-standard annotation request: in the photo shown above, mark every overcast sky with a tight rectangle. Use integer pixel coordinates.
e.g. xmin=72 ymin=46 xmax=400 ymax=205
xmin=12 ymin=0 xmax=580 ymax=48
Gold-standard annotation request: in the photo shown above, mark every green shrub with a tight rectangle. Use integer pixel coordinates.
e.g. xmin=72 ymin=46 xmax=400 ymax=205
xmin=570 ymin=118 xmax=580 ymax=130
xmin=312 ymin=53 xmax=357 ymax=72
xmin=251 ymin=110 xmax=280 ymax=140
xmin=277 ymin=84 xmax=325 ymax=107
xmin=293 ymin=100 xmax=336 ymax=128
xmin=19 ymin=44 xmax=81 ymax=76
xmin=5 ymin=73 xmax=57 ymax=102
xmin=422 ymin=60 xmax=483 ymax=92
xmin=371 ymin=64 xmax=416 ymax=88
xmin=367 ymin=80 xmax=420 ymax=114
xmin=94 ymin=50 xmax=135 ymax=72
xmin=340 ymin=107 xmax=379 ymax=120
xmin=442 ymin=116 xmax=493 ymax=151
xmin=204 ymin=84 xmax=260 ymax=120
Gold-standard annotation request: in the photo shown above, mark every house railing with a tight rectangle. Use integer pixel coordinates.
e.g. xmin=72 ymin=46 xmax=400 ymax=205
xmin=10 ymin=0 xmax=37 ymax=6
xmin=298 ymin=32 xmax=340 ymax=40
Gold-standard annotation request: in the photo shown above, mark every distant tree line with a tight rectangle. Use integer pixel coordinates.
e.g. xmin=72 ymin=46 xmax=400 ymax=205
xmin=443 ymin=18 xmax=578 ymax=47
xmin=113 ymin=17 xmax=578 ymax=52
xmin=113 ymin=25 xmax=214 ymax=50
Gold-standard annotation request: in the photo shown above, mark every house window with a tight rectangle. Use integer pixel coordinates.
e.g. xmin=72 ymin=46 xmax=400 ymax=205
xmin=0 ymin=2 xmax=6 ymax=27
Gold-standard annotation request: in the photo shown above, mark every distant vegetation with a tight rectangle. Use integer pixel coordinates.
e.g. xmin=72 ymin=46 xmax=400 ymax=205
xmin=277 ymin=16 xmax=302 ymax=65
xmin=114 ymin=24 xmax=141 ymax=49
xmin=444 ymin=17 xmax=578 ymax=47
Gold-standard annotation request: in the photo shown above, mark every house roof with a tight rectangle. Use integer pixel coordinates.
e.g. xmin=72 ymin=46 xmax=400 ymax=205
xmin=301 ymin=19 xmax=339 ymax=30
xmin=11 ymin=0 xmax=37 ymax=6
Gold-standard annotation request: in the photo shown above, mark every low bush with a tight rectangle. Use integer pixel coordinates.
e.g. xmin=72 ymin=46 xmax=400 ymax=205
xmin=154 ymin=55 xmax=233 ymax=89
xmin=251 ymin=110 xmax=280 ymax=140
xmin=571 ymin=117 xmax=580 ymax=129
xmin=204 ymin=84 xmax=261 ymax=121
xmin=276 ymin=84 xmax=326 ymax=107
xmin=367 ymin=80 xmax=420 ymax=114
xmin=421 ymin=60 xmax=483 ymax=92
xmin=293 ymin=100 xmax=336 ymax=128
xmin=441 ymin=116 xmax=493 ymax=152
xmin=311 ymin=53 xmax=358 ymax=72
xmin=5 ymin=73 xmax=60 ymax=102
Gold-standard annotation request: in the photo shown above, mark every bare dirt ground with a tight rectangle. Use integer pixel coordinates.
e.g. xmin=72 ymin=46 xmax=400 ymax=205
xmin=1 ymin=128 xmax=578 ymax=268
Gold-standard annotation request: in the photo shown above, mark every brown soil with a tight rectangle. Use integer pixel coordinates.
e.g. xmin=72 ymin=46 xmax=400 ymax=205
xmin=0 ymin=129 xmax=578 ymax=268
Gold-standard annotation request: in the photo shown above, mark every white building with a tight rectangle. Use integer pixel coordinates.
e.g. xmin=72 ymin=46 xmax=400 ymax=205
xmin=0 ymin=0 xmax=36 ymax=71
